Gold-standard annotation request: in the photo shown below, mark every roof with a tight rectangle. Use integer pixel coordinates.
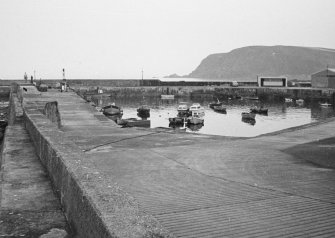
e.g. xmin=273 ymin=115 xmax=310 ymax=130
xmin=311 ymin=68 xmax=335 ymax=76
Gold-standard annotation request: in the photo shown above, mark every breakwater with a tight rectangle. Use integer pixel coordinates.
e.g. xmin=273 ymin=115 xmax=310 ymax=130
xmin=71 ymin=85 xmax=335 ymax=104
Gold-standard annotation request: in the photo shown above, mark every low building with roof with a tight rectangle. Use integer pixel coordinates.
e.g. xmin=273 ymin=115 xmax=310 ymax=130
xmin=311 ymin=68 xmax=335 ymax=88
xmin=257 ymin=76 xmax=287 ymax=87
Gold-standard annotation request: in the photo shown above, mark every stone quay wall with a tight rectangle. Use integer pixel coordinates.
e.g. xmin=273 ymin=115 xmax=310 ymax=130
xmin=7 ymin=86 xmax=172 ymax=238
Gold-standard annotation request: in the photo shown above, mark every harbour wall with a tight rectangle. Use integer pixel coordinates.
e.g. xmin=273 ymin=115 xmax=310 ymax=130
xmin=71 ymin=85 xmax=335 ymax=103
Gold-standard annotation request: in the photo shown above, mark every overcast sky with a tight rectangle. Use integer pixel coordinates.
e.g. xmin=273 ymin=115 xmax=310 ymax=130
xmin=1 ymin=0 xmax=335 ymax=79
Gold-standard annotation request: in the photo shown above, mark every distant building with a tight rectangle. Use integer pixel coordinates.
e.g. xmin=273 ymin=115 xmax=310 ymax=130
xmin=311 ymin=68 xmax=335 ymax=88
xmin=257 ymin=76 xmax=287 ymax=87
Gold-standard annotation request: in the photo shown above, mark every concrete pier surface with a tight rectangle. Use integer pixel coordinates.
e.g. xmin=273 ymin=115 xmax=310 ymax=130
xmin=4 ymin=85 xmax=335 ymax=237
xmin=0 ymin=97 xmax=71 ymax=236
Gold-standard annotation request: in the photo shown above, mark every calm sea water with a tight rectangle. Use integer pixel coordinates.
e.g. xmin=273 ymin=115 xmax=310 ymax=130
xmin=93 ymin=97 xmax=335 ymax=137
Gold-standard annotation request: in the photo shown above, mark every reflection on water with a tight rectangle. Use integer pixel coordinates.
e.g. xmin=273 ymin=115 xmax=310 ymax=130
xmin=92 ymin=97 xmax=335 ymax=137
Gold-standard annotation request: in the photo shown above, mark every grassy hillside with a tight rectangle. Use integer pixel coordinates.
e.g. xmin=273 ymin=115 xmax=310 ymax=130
xmin=188 ymin=46 xmax=335 ymax=80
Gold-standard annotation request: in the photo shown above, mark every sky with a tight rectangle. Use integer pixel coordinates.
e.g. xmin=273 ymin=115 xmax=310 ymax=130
xmin=1 ymin=0 xmax=335 ymax=79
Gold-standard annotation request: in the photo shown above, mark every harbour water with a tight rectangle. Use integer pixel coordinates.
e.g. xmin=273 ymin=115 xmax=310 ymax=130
xmin=92 ymin=96 xmax=335 ymax=137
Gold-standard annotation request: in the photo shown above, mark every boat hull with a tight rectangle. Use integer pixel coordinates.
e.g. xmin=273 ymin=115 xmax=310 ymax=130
xmin=213 ymin=105 xmax=227 ymax=113
xmin=137 ymin=107 xmax=150 ymax=118
xmin=102 ymin=105 xmax=123 ymax=116
xmin=187 ymin=117 xmax=204 ymax=125
xmin=250 ymin=108 xmax=268 ymax=114
xmin=241 ymin=112 xmax=256 ymax=120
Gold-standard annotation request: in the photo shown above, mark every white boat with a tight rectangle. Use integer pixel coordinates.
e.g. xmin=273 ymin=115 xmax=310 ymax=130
xmin=161 ymin=95 xmax=174 ymax=100
xmin=187 ymin=104 xmax=205 ymax=124
xmin=177 ymin=103 xmax=190 ymax=117
xmin=320 ymin=102 xmax=332 ymax=107
xmin=285 ymin=98 xmax=293 ymax=102
xmin=177 ymin=103 xmax=188 ymax=112
xmin=189 ymin=103 xmax=205 ymax=117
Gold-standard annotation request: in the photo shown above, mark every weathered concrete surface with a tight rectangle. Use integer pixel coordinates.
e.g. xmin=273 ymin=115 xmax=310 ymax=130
xmin=0 ymin=124 xmax=70 ymax=237
xmin=20 ymin=89 xmax=173 ymax=238
xmin=17 ymin=87 xmax=335 ymax=237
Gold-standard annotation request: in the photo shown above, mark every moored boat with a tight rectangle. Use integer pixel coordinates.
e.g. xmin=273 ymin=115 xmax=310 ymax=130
xmin=241 ymin=112 xmax=256 ymax=120
xmin=189 ymin=103 xmax=205 ymax=117
xmin=101 ymin=104 xmax=123 ymax=116
xmin=169 ymin=117 xmax=185 ymax=125
xmin=242 ymin=117 xmax=256 ymax=125
xmin=177 ymin=103 xmax=191 ymax=117
xmin=187 ymin=107 xmax=205 ymax=125
xmin=187 ymin=115 xmax=204 ymax=125
xmin=213 ymin=105 xmax=227 ymax=113
xmin=209 ymin=99 xmax=222 ymax=109
xmin=250 ymin=107 xmax=268 ymax=114
xmin=187 ymin=123 xmax=203 ymax=131
xmin=137 ymin=105 xmax=150 ymax=118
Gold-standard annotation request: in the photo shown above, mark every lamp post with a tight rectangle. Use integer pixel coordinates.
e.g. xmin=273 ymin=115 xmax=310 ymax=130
xmin=62 ymin=68 xmax=66 ymax=81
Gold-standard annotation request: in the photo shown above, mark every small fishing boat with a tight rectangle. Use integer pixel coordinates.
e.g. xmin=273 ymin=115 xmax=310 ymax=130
xmin=189 ymin=103 xmax=205 ymax=117
xmin=137 ymin=105 xmax=150 ymax=118
xmin=101 ymin=104 xmax=123 ymax=116
xmin=213 ymin=105 xmax=227 ymax=113
xmin=285 ymin=98 xmax=293 ymax=102
xmin=242 ymin=117 xmax=256 ymax=126
xmin=209 ymin=99 xmax=222 ymax=109
xmin=177 ymin=103 xmax=191 ymax=117
xmin=250 ymin=107 xmax=268 ymax=114
xmin=187 ymin=108 xmax=205 ymax=124
xmin=187 ymin=123 xmax=203 ymax=131
xmin=241 ymin=112 xmax=256 ymax=120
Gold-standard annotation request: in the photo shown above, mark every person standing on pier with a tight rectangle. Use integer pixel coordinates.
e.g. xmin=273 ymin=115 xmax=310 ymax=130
xmin=24 ymin=72 xmax=28 ymax=82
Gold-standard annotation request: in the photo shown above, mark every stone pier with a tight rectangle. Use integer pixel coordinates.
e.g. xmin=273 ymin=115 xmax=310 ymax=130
xmin=1 ymin=83 xmax=335 ymax=237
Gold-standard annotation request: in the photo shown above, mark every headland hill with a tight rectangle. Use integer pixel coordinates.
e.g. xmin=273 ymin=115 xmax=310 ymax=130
xmin=165 ymin=45 xmax=335 ymax=82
